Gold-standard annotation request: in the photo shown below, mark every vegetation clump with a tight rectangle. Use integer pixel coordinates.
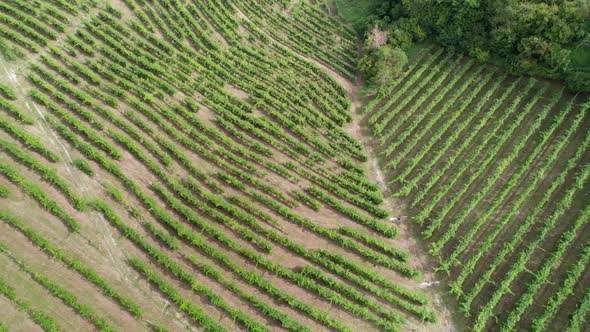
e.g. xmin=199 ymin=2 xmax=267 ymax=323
xmin=359 ymin=43 xmax=407 ymax=91
xmin=73 ymin=159 xmax=94 ymax=176
xmin=354 ymin=0 xmax=589 ymax=92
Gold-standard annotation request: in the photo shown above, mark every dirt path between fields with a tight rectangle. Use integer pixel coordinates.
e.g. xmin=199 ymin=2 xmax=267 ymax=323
xmin=302 ymin=54 xmax=459 ymax=331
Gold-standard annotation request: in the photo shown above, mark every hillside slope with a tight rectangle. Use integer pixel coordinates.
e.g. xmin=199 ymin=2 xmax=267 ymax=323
xmin=363 ymin=46 xmax=590 ymax=331
xmin=0 ymin=0 xmax=451 ymax=331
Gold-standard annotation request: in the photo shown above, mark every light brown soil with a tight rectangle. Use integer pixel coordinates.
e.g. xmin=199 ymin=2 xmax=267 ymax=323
xmin=224 ymin=84 xmax=249 ymax=101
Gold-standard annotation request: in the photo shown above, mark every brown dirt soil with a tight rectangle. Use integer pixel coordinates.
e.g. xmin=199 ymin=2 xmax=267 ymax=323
xmin=224 ymin=84 xmax=249 ymax=101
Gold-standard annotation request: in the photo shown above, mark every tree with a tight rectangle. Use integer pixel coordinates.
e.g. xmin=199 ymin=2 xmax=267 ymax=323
xmin=359 ymin=45 xmax=408 ymax=90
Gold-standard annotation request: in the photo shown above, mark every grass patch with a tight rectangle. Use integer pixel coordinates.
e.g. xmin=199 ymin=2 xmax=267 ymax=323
xmin=405 ymin=42 xmax=429 ymax=61
xmin=571 ymin=47 xmax=590 ymax=69
xmin=334 ymin=0 xmax=381 ymax=34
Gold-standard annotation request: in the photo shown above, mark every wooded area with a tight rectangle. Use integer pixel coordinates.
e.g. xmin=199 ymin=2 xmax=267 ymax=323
xmin=361 ymin=0 xmax=589 ymax=91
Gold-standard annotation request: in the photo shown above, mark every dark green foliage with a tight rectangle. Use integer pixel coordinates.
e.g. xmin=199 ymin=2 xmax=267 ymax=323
xmin=0 ymin=186 xmax=9 ymax=198
xmin=359 ymin=45 xmax=408 ymax=90
xmin=369 ymin=0 xmax=589 ymax=91
xmin=334 ymin=0 xmax=382 ymax=33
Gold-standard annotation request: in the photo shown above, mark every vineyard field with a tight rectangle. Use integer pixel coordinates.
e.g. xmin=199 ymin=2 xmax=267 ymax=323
xmin=1 ymin=0 xmax=588 ymax=331
xmin=364 ymin=47 xmax=590 ymax=331
xmin=0 ymin=0 xmax=449 ymax=331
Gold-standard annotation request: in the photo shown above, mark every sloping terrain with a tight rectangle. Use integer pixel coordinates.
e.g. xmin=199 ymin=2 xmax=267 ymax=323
xmin=0 ymin=1 xmax=451 ymax=331
xmin=364 ymin=47 xmax=590 ymax=331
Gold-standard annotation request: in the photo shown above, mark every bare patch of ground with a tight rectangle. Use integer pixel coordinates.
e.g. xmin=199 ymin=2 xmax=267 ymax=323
xmin=369 ymin=25 xmax=388 ymax=49
xmin=224 ymin=84 xmax=249 ymax=101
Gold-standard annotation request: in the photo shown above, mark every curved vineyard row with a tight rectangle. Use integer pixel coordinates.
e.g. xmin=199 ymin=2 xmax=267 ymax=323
xmin=0 ymin=1 xmax=441 ymax=331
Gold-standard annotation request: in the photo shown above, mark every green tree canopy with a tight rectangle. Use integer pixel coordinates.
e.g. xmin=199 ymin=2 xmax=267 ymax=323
xmin=359 ymin=45 xmax=408 ymax=90
xmin=363 ymin=0 xmax=589 ymax=91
